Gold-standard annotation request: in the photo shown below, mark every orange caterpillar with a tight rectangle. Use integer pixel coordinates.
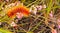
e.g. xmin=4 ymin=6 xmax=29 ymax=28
xmin=7 ymin=6 xmax=30 ymax=18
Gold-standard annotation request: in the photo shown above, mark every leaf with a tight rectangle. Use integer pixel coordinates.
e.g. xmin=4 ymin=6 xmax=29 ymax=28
xmin=46 ymin=0 xmax=53 ymax=14
xmin=0 ymin=28 xmax=12 ymax=33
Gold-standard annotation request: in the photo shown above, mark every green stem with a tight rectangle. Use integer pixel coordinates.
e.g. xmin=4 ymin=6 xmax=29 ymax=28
xmin=31 ymin=21 xmax=42 ymax=31
xmin=26 ymin=0 xmax=40 ymax=7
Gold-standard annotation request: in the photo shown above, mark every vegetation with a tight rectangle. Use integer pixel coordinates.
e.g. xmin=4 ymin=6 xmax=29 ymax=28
xmin=0 ymin=0 xmax=60 ymax=33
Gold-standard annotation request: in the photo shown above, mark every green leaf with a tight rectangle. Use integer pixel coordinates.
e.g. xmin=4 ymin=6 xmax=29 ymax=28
xmin=46 ymin=0 xmax=53 ymax=14
xmin=0 ymin=28 xmax=12 ymax=33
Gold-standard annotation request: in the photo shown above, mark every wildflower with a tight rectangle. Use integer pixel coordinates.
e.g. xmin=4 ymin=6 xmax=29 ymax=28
xmin=7 ymin=6 xmax=30 ymax=18
xmin=11 ymin=22 xmax=16 ymax=26
xmin=6 ymin=0 xmax=9 ymax=2
xmin=57 ymin=19 xmax=60 ymax=22
xmin=30 ymin=5 xmax=37 ymax=15
xmin=57 ymin=19 xmax=60 ymax=28
xmin=49 ymin=11 xmax=53 ymax=17
xmin=58 ymin=25 xmax=60 ymax=29
xmin=49 ymin=13 xmax=53 ymax=17
xmin=43 ymin=4 xmax=46 ymax=8
xmin=16 ymin=12 xmax=23 ymax=19
xmin=36 ymin=5 xmax=42 ymax=10
xmin=51 ymin=29 xmax=57 ymax=33
xmin=10 ymin=22 xmax=17 ymax=29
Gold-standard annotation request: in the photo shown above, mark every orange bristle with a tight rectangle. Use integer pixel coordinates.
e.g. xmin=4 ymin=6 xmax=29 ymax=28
xmin=7 ymin=6 xmax=30 ymax=18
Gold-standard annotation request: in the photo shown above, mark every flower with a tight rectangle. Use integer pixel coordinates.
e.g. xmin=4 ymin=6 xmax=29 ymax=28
xmin=6 ymin=0 xmax=9 ymax=2
xmin=43 ymin=5 xmax=46 ymax=8
xmin=7 ymin=6 xmax=30 ymax=18
xmin=49 ymin=11 xmax=53 ymax=17
xmin=10 ymin=21 xmax=18 ymax=29
xmin=58 ymin=25 xmax=60 ymax=29
xmin=57 ymin=19 xmax=60 ymax=28
xmin=30 ymin=5 xmax=37 ymax=15
xmin=16 ymin=12 xmax=23 ymax=19
xmin=57 ymin=19 xmax=60 ymax=22
xmin=36 ymin=5 xmax=42 ymax=10
xmin=51 ymin=29 xmax=57 ymax=33
xmin=10 ymin=22 xmax=17 ymax=27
